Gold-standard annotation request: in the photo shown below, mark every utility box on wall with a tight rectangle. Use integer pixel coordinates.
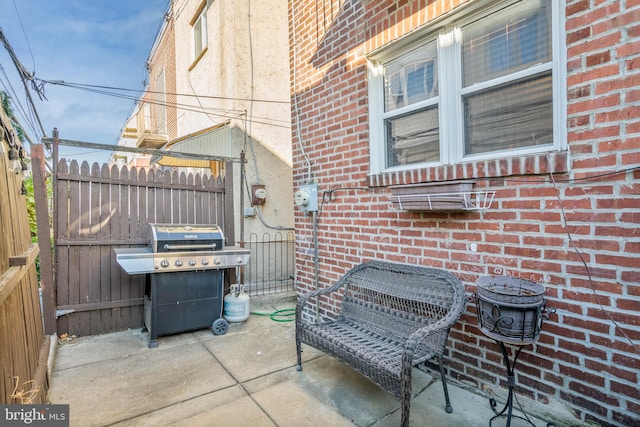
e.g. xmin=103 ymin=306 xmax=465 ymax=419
xmin=294 ymin=183 xmax=318 ymax=213
xmin=251 ymin=184 xmax=267 ymax=205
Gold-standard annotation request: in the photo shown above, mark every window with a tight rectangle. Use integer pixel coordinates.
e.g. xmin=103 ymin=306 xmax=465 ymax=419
xmin=155 ymin=70 xmax=167 ymax=135
xmin=142 ymin=103 xmax=152 ymax=131
xmin=383 ymin=41 xmax=439 ymax=167
xmin=192 ymin=2 xmax=209 ymax=59
xmin=368 ymin=0 xmax=564 ymax=175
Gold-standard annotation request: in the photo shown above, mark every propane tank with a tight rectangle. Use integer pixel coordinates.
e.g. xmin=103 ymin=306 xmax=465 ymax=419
xmin=224 ymin=284 xmax=250 ymax=323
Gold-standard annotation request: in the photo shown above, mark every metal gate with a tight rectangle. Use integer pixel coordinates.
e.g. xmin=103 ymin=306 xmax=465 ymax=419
xmin=243 ymin=231 xmax=295 ymax=296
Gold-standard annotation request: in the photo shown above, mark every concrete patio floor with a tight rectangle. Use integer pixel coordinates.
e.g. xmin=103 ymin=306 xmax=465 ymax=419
xmin=46 ymin=294 xmax=570 ymax=427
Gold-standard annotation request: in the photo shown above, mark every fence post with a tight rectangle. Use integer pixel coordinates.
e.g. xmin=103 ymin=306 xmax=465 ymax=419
xmin=31 ymin=144 xmax=56 ymax=335
xmin=224 ymin=161 xmax=237 ymax=286
xmin=224 ymin=161 xmax=235 ymax=245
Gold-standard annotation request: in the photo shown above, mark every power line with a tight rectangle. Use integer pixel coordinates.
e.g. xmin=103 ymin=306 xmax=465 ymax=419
xmin=0 ymin=64 xmax=41 ymax=140
xmin=60 ymin=82 xmax=246 ymax=123
xmin=10 ymin=0 xmax=36 ymax=71
xmin=68 ymin=82 xmax=244 ymax=117
xmin=482 ymin=165 xmax=640 ymax=184
xmin=40 ymin=78 xmax=292 ymax=129
xmin=40 ymin=78 xmax=291 ymax=105
xmin=0 ymin=25 xmax=47 ymax=137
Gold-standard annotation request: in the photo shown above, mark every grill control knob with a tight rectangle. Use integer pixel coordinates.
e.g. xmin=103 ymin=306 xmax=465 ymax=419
xmin=236 ymin=256 xmax=244 ymax=264
xmin=214 ymin=257 xmax=221 ymax=265
xmin=189 ymin=259 xmax=196 ymax=266
xmin=201 ymin=259 xmax=209 ymax=266
xmin=175 ymin=259 xmax=183 ymax=267
xmin=160 ymin=259 xmax=169 ymax=268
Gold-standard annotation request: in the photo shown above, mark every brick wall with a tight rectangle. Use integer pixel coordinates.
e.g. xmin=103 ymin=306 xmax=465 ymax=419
xmin=290 ymin=0 xmax=640 ymax=425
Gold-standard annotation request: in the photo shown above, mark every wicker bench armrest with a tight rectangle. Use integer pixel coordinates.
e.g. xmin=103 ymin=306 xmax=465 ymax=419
xmin=402 ymin=298 xmax=465 ymax=368
xmin=296 ymin=280 xmax=346 ymax=321
xmin=405 ymin=319 xmax=450 ymax=354
xmin=297 ymin=262 xmax=379 ymax=314
xmin=298 ymin=281 xmax=344 ymax=305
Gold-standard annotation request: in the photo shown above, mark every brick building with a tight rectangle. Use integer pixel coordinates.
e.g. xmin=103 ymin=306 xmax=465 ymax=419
xmin=289 ymin=0 xmax=640 ymax=425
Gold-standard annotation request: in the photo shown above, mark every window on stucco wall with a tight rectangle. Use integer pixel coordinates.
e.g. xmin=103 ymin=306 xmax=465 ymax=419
xmin=368 ymin=0 xmax=565 ymax=175
xmin=191 ymin=0 xmax=211 ymax=63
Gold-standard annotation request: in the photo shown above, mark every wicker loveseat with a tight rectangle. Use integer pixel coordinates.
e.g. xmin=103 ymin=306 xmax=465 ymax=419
xmin=295 ymin=261 xmax=466 ymax=427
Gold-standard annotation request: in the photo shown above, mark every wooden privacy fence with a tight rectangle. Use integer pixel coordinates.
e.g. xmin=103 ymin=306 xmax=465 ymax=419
xmin=0 ymin=122 xmax=49 ymax=402
xmin=54 ymin=159 xmax=234 ymax=337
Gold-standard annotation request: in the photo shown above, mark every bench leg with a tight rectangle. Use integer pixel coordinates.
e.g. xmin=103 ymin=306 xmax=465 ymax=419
xmin=400 ymin=364 xmax=412 ymax=427
xmin=400 ymin=395 xmax=411 ymax=427
xmin=296 ymin=336 xmax=302 ymax=371
xmin=437 ymin=354 xmax=453 ymax=413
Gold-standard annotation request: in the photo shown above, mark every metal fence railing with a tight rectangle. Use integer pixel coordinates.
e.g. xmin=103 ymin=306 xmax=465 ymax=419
xmin=242 ymin=231 xmax=295 ymax=296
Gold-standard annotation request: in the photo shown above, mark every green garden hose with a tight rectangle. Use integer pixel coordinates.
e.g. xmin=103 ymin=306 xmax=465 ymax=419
xmin=251 ymin=308 xmax=295 ymax=322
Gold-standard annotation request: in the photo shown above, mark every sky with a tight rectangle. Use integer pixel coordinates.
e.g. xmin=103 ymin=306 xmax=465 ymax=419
xmin=0 ymin=0 xmax=170 ymax=164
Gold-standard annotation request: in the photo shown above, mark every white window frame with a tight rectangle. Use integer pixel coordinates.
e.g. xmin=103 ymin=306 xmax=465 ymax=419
xmin=192 ymin=1 xmax=209 ymax=60
xmin=367 ymin=0 xmax=566 ymax=176
xmin=143 ymin=102 xmax=152 ymax=131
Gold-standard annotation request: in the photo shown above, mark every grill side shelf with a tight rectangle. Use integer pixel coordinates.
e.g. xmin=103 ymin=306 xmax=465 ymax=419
xmin=113 ymin=248 xmax=155 ymax=275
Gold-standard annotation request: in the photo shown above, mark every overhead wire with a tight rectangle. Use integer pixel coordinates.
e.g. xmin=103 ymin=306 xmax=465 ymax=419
xmin=547 ymin=165 xmax=640 ymax=355
xmin=0 ymin=25 xmax=47 ymax=138
xmin=0 ymin=73 xmax=46 ymax=161
xmin=242 ymin=170 xmax=294 ymax=231
xmin=40 ymin=79 xmax=291 ymax=130
xmin=3 ymin=2 xmax=290 ymax=148
xmin=479 ymin=164 xmax=640 ymax=185
xmin=40 ymin=79 xmax=290 ymax=104
xmin=147 ymin=0 xmax=174 ymax=62
xmin=7 ymin=0 xmax=48 ymax=142
xmin=49 ymin=80 xmax=243 ymax=116
xmin=186 ymin=69 xmax=230 ymax=125
xmin=1 ymin=3 xmax=53 ymax=156
xmin=10 ymin=0 xmax=36 ymax=71
xmin=0 ymin=64 xmax=41 ymax=141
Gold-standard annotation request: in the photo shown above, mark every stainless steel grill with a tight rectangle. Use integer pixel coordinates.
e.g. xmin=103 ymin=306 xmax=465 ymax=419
xmin=114 ymin=223 xmax=250 ymax=348
xmin=115 ymin=224 xmax=250 ymax=274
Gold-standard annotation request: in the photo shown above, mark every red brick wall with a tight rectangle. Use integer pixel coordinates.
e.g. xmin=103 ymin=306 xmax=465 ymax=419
xmin=290 ymin=1 xmax=640 ymax=426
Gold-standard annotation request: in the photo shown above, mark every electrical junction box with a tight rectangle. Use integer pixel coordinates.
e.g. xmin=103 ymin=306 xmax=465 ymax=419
xmin=294 ymin=183 xmax=318 ymax=212
xmin=244 ymin=207 xmax=256 ymax=217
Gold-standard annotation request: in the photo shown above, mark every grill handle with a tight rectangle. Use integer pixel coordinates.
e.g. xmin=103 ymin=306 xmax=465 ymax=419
xmin=163 ymin=243 xmax=217 ymax=251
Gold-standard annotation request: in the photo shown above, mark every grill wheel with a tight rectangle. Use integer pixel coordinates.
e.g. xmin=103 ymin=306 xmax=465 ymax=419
xmin=212 ymin=318 xmax=229 ymax=335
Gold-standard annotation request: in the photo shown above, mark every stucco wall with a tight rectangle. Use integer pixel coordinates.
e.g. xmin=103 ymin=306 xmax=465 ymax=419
xmin=171 ymin=0 xmax=294 ymax=239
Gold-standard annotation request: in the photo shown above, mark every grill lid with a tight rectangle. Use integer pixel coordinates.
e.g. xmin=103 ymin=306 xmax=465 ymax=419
xmin=115 ymin=223 xmax=249 ymax=274
xmin=149 ymin=223 xmax=225 ymax=252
